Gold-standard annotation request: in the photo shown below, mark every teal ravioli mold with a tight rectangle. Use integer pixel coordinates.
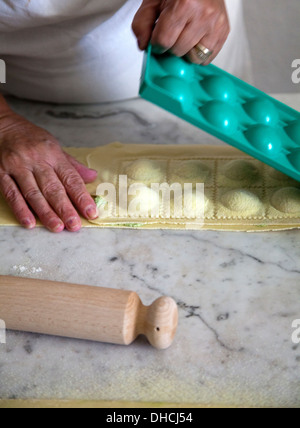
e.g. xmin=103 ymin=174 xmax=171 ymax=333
xmin=139 ymin=47 xmax=300 ymax=182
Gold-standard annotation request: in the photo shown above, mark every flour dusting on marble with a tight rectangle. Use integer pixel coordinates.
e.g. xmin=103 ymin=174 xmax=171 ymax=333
xmin=12 ymin=265 xmax=43 ymax=275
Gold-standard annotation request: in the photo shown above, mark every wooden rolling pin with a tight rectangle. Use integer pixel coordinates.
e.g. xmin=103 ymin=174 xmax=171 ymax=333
xmin=0 ymin=276 xmax=178 ymax=350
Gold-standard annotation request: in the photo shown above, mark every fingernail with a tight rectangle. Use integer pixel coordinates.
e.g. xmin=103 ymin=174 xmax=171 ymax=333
xmin=48 ymin=219 xmax=65 ymax=233
xmin=86 ymin=205 xmax=99 ymax=220
xmin=22 ymin=218 xmax=35 ymax=229
xmin=66 ymin=216 xmax=81 ymax=231
xmin=151 ymin=44 xmax=166 ymax=55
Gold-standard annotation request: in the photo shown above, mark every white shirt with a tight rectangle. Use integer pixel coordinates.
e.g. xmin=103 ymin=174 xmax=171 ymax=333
xmin=0 ymin=0 xmax=252 ymax=103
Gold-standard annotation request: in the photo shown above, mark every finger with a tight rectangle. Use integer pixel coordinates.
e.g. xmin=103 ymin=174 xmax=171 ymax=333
xmin=132 ymin=0 xmax=161 ymax=50
xmin=64 ymin=153 xmax=98 ymax=184
xmin=187 ymin=36 xmax=216 ymax=65
xmin=55 ymin=162 xmax=99 ymax=221
xmin=201 ymin=17 xmax=230 ymax=65
xmin=34 ymin=165 xmax=83 ymax=232
xmin=170 ymin=19 xmax=207 ymax=57
xmin=201 ymin=29 xmax=229 ymax=65
xmin=0 ymin=173 xmax=36 ymax=229
xmin=151 ymin=7 xmax=189 ymax=53
xmin=14 ymin=170 xmax=65 ymax=233
xmin=187 ymin=20 xmax=229 ymax=65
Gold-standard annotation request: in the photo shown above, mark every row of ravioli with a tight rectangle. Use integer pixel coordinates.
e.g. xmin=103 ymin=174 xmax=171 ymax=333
xmin=100 ymin=158 xmax=300 ymax=218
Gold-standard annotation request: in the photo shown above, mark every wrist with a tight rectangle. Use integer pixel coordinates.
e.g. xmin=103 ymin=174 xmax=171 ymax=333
xmin=0 ymin=108 xmax=27 ymax=134
xmin=0 ymin=95 xmax=13 ymax=115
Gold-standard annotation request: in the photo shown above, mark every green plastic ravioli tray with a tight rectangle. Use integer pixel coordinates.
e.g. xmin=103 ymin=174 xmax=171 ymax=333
xmin=139 ymin=46 xmax=300 ymax=182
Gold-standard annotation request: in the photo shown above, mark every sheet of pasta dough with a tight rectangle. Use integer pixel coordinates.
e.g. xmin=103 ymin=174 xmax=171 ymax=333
xmin=0 ymin=143 xmax=300 ymax=232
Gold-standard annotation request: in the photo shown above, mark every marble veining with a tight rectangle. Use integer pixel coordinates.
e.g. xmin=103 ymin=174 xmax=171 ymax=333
xmin=0 ymin=94 xmax=299 ymax=407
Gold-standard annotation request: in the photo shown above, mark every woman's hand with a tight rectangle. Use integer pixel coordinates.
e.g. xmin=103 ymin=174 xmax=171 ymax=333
xmin=0 ymin=110 xmax=98 ymax=232
xmin=132 ymin=0 xmax=230 ymax=64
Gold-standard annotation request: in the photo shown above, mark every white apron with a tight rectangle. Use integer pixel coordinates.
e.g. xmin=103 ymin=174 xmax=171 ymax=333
xmin=0 ymin=0 xmax=252 ymax=103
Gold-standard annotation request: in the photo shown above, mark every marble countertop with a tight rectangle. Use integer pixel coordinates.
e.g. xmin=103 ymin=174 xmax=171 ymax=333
xmin=0 ymin=93 xmax=300 ymax=407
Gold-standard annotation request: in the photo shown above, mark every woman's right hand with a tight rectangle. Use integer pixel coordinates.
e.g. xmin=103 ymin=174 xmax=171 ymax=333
xmin=132 ymin=0 xmax=230 ymax=64
xmin=0 ymin=108 xmax=98 ymax=233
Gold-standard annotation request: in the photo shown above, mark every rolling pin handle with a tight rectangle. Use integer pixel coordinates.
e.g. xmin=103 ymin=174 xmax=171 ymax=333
xmin=138 ymin=297 xmax=178 ymax=350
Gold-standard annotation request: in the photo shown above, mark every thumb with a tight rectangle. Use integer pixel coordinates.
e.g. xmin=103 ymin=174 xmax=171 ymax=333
xmin=64 ymin=153 xmax=98 ymax=184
